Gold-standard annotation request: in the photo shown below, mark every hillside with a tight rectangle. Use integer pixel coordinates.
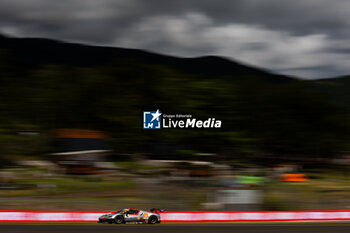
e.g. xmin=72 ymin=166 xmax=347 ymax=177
xmin=0 ymin=35 xmax=348 ymax=159
xmin=307 ymin=75 xmax=350 ymax=109
xmin=0 ymin=35 xmax=294 ymax=83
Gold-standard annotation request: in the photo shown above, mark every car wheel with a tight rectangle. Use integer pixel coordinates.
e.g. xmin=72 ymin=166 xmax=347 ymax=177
xmin=148 ymin=216 xmax=158 ymax=224
xmin=114 ymin=216 xmax=124 ymax=224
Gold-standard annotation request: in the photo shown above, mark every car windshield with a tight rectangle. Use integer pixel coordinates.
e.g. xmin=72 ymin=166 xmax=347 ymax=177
xmin=111 ymin=210 xmax=125 ymax=214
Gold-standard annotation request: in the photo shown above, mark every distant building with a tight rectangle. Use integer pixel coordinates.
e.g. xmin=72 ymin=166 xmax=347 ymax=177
xmin=214 ymin=189 xmax=262 ymax=211
xmin=50 ymin=129 xmax=110 ymax=174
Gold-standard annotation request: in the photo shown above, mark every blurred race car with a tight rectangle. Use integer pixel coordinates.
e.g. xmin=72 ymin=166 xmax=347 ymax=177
xmin=98 ymin=208 xmax=163 ymax=224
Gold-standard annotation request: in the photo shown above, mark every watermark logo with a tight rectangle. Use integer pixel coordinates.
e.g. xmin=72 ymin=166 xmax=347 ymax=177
xmin=143 ymin=110 xmax=162 ymax=129
xmin=143 ymin=110 xmax=222 ymax=129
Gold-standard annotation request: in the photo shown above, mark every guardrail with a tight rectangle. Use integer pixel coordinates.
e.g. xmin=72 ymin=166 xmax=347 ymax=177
xmin=0 ymin=210 xmax=350 ymax=222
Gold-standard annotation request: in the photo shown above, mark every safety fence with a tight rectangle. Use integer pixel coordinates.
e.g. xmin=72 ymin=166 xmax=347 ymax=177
xmin=0 ymin=210 xmax=350 ymax=222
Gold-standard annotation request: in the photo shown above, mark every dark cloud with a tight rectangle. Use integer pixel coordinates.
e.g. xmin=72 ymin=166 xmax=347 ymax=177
xmin=0 ymin=0 xmax=349 ymax=78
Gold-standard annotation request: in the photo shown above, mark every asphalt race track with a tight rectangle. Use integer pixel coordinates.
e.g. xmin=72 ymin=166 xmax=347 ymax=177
xmin=1 ymin=224 xmax=350 ymax=233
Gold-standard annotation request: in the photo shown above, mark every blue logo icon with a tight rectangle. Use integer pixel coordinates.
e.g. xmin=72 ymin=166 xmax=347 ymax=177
xmin=143 ymin=110 xmax=162 ymax=129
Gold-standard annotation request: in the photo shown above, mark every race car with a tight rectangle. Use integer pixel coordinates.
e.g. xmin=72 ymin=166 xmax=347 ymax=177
xmin=98 ymin=208 xmax=163 ymax=224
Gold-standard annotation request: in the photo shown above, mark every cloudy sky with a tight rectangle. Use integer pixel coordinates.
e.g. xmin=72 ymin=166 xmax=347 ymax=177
xmin=1 ymin=0 xmax=350 ymax=79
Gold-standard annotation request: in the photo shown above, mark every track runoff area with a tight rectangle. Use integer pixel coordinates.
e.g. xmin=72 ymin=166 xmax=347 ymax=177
xmin=1 ymin=211 xmax=350 ymax=233
xmin=1 ymin=210 xmax=350 ymax=223
xmin=1 ymin=224 xmax=350 ymax=233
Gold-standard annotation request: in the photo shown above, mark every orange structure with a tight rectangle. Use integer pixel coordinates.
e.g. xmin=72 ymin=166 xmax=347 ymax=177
xmin=279 ymin=173 xmax=309 ymax=182
xmin=51 ymin=129 xmax=110 ymax=174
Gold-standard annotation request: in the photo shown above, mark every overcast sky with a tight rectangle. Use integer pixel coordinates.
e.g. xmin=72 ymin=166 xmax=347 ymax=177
xmin=1 ymin=0 xmax=349 ymax=79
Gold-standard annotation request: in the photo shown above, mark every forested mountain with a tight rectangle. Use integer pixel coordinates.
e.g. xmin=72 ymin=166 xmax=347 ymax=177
xmin=0 ymin=35 xmax=348 ymax=159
